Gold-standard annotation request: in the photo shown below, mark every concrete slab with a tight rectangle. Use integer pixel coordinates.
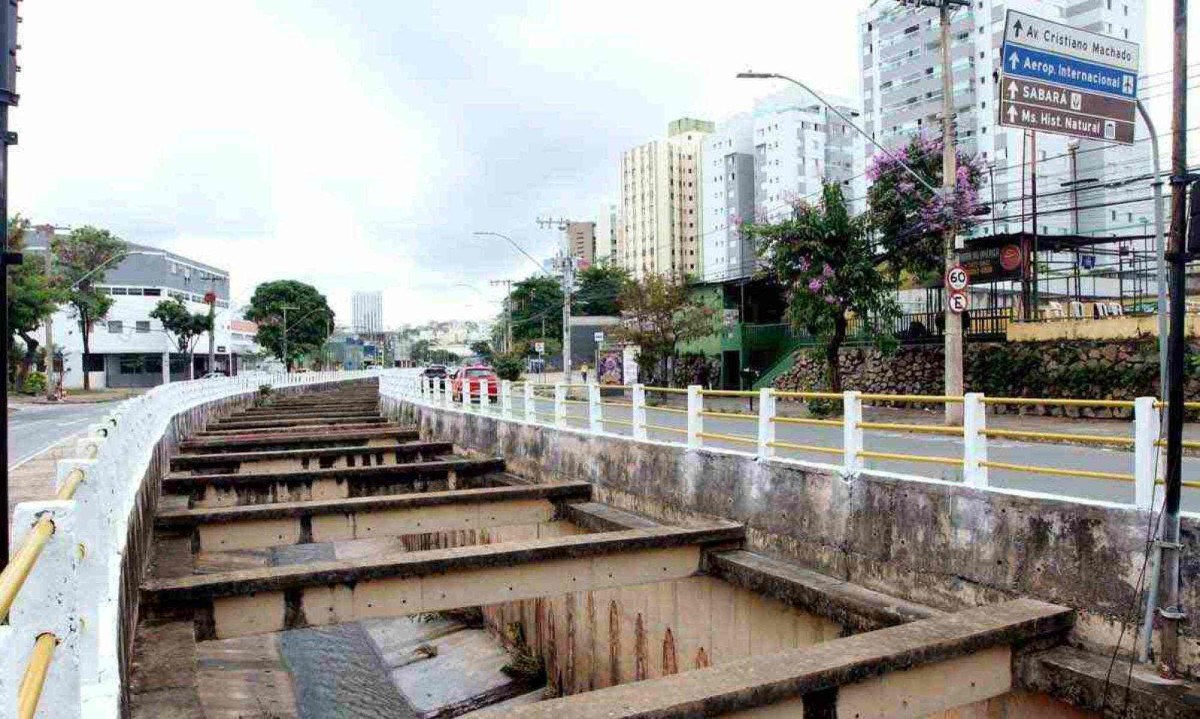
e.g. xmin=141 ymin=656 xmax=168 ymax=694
xmin=391 ymin=628 xmax=531 ymax=716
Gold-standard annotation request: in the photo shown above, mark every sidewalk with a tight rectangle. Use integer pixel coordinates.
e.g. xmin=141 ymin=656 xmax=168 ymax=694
xmin=8 ymin=435 xmax=82 ymax=522
xmin=13 ymin=388 xmax=144 ymax=406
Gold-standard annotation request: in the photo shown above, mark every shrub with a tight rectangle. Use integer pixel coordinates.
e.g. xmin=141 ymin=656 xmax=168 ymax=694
xmin=24 ymin=371 xmax=46 ymax=395
xmin=492 ymin=353 xmax=524 ymax=381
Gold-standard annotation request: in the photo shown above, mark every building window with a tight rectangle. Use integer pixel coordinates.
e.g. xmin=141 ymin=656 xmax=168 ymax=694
xmin=107 ymin=321 xmax=123 ymax=334
xmin=143 ymin=288 xmax=161 ymax=296
xmin=136 ymin=321 xmax=150 ymax=333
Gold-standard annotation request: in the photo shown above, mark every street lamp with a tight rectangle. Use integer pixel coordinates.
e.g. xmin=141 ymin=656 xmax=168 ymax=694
xmin=472 ymin=231 xmax=549 ymax=275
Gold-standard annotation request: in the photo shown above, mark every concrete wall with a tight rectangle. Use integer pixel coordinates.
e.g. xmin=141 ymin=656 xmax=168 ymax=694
xmin=391 ymin=401 xmax=1200 ymax=680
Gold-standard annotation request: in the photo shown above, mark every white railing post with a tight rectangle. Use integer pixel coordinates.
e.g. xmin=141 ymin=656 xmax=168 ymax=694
xmin=1134 ymin=396 xmax=1159 ymax=510
xmin=0 ymin=500 xmax=82 ymax=719
xmin=687 ymin=385 xmax=703 ymax=449
xmin=963 ymin=393 xmax=989 ymax=488
xmin=501 ymin=380 xmax=513 ymax=419
xmin=757 ymin=388 xmax=776 ymax=460
xmin=524 ymin=382 xmax=535 ymax=423
xmin=441 ymin=378 xmax=450 ymax=408
xmin=842 ymin=391 xmax=863 ymax=474
xmin=461 ymin=378 xmax=471 ymax=411
xmin=554 ymin=383 xmax=567 ymax=429
xmin=632 ymin=384 xmax=647 ymax=440
xmin=588 ymin=383 xmax=602 ymax=434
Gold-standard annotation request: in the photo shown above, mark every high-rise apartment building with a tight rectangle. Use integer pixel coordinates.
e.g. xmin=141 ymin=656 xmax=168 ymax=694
xmin=858 ymin=0 xmax=1149 ymax=243
xmin=352 ymin=291 xmax=383 ymax=334
xmin=594 ymin=204 xmax=618 ymax=263
xmin=701 ymin=88 xmax=863 ymax=282
xmin=617 ymin=118 xmax=713 ymax=280
xmin=567 ymin=221 xmax=597 ymax=266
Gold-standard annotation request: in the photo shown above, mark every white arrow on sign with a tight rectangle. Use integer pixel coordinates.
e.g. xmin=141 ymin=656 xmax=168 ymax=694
xmin=1009 ymin=50 xmax=1019 ymax=70
xmin=1007 ymin=81 xmax=1018 ymax=100
xmin=1007 ymin=105 xmax=1018 ymax=122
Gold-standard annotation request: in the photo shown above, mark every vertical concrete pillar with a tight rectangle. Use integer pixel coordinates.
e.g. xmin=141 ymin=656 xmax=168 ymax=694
xmin=554 ymin=383 xmax=568 ymax=429
xmin=757 ymin=388 xmax=776 ymax=461
xmin=1134 ymin=396 xmax=1160 ymax=510
xmin=523 ymin=382 xmax=535 ymax=423
xmin=588 ymin=383 xmax=602 ymax=434
xmin=500 ymin=381 xmax=513 ymax=419
xmin=687 ymin=385 xmax=703 ymax=449
xmin=461 ymin=378 xmax=471 ymax=411
xmin=441 ymin=378 xmax=450 ymax=408
xmin=963 ymin=393 xmax=989 ymax=488
xmin=842 ymin=391 xmax=863 ymax=474
xmin=632 ymin=384 xmax=647 ymax=441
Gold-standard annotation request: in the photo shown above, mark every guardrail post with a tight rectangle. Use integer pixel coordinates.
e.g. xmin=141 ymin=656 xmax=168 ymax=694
xmin=1 ymin=500 xmax=81 ymax=719
xmin=757 ymin=388 xmax=776 ymax=460
xmin=474 ymin=378 xmax=485 ymax=413
xmin=1134 ymin=396 xmax=1159 ymax=510
xmin=554 ymin=383 xmax=567 ymax=429
xmin=962 ymin=393 xmax=988 ymax=488
xmin=500 ymin=381 xmax=512 ymax=419
xmin=632 ymin=384 xmax=647 ymax=440
xmin=524 ymin=382 xmax=535 ymax=422
xmin=461 ymin=378 xmax=471 ymax=411
xmin=687 ymin=385 xmax=703 ymax=449
xmin=588 ymin=383 xmax=602 ymax=434
xmin=842 ymin=391 xmax=863 ymax=474
xmin=441 ymin=378 xmax=450 ymax=408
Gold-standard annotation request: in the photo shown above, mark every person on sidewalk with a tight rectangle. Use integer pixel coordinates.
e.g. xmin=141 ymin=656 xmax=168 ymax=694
xmin=581 ymin=363 xmax=589 ymax=384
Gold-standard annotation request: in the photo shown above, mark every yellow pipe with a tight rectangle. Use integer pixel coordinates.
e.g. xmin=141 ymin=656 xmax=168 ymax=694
xmin=697 ymin=431 xmax=757 ymax=445
xmin=772 ymin=390 xmax=844 ymax=400
xmin=767 ymin=440 xmax=843 ymax=455
xmin=646 ymin=406 xmax=688 ymax=415
xmin=859 ymin=450 xmax=964 ymax=466
xmin=561 ymin=399 xmax=588 ymax=405
xmin=602 ymin=401 xmax=634 ymax=408
xmin=55 ymin=468 xmax=86 ymax=501
xmin=1155 ymin=439 xmax=1200 ymax=449
xmin=645 ymin=423 xmax=687 ymax=435
xmin=17 ymin=633 xmax=57 ymax=719
xmin=983 ymin=429 xmax=1134 ymax=446
xmin=982 ymin=397 xmax=1135 ymax=409
xmin=772 ymin=416 xmax=843 ymax=427
xmin=0 ymin=517 xmax=55 ymax=622
xmin=1158 ymin=479 xmax=1200 ymax=490
xmin=700 ymin=410 xmax=757 ymax=421
xmin=645 ymin=386 xmax=690 ymax=395
xmin=601 ymin=418 xmax=634 ymax=427
xmin=698 ymin=389 xmax=758 ymax=397
xmin=858 ymin=393 xmax=965 ymax=404
xmin=979 ymin=460 xmax=1133 ymax=482
xmin=857 ymin=421 xmax=962 ymax=436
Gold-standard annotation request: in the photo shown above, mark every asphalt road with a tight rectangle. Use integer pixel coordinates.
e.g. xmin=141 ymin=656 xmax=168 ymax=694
xmin=511 ymin=396 xmax=1200 ymax=513
xmin=7 ymin=402 xmax=115 ymax=468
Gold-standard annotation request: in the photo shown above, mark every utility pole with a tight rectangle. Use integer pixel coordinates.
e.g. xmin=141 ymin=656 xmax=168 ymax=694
xmin=538 ymin=216 xmax=577 ymax=381
xmin=281 ymin=304 xmax=300 ymax=372
xmin=1158 ymin=0 xmax=1188 ymax=678
xmin=0 ymin=0 xmax=21 ymax=567
xmin=35 ymin=225 xmax=57 ymax=400
xmin=489 ymin=279 xmax=514 ymax=353
xmin=204 ymin=274 xmax=217 ymax=376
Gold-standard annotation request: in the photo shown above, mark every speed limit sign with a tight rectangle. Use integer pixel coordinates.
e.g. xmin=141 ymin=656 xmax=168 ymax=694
xmin=948 ymin=290 xmax=969 ymax=314
xmin=945 ymin=265 xmax=970 ymax=292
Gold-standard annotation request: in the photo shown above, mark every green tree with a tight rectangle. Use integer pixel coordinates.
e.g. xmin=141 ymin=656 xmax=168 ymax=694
xmin=244 ymin=280 xmax=334 ymax=370
xmin=509 ymin=275 xmax=563 ymax=344
xmin=610 ymin=274 xmax=713 ymax=386
xmin=747 ymin=182 xmax=900 ymax=393
xmin=7 ymin=218 xmax=64 ymax=390
xmin=150 ymin=298 xmax=212 ymax=380
xmin=866 ymin=134 xmax=984 ymax=278
xmin=52 ymin=226 xmax=126 ymax=390
xmin=573 ymin=263 xmax=630 ymax=316
xmin=469 ymin=340 xmax=493 ymax=362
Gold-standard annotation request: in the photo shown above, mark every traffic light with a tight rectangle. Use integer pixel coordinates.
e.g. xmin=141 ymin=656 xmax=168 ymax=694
xmin=0 ymin=0 xmax=18 ymax=106
xmin=1188 ymin=181 xmax=1200 ymax=256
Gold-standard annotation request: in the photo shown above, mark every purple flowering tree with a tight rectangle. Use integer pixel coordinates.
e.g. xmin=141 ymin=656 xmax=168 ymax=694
xmin=866 ymin=134 xmax=984 ymax=278
xmin=745 ymin=183 xmax=899 ymax=393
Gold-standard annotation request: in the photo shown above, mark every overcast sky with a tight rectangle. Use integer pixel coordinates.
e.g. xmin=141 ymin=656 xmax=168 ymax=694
xmin=11 ymin=1 xmax=1194 ymax=328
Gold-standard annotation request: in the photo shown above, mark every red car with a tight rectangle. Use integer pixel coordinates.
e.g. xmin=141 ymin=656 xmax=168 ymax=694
xmin=452 ymin=365 xmax=499 ymax=400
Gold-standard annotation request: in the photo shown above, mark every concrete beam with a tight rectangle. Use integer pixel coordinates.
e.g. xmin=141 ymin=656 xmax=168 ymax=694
xmin=156 ymin=481 xmax=593 ymax=551
xmin=141 ymin=523 xmax=745 ymax=640
xmin=201 ymin=417 xmax=388 ymax=433
xmin=179 ymin=427 xmax=418 ymax=454
xmin=1017 ymin=645 xmax=1200 ymax=718
xmin=170 ymin=441 xmax=454 ymax=474
xmin=469 ymin=599 xmax=1073 ymax=718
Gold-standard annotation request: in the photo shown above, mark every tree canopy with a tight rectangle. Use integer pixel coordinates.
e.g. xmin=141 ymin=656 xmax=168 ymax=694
xmin=52 ymin=226 xmax=126 ymax=389
xmin=151 ymin=297 xmax=212 ymax=355
xmin=610 ymin=274 xmax=713 ymax=386
xmin=747 ymin=182 xmax=899 ymax=392
xmin=866 ymin=134 xmax=985 ymax=279
xmin=244 ymin=280 xmax=334 ymax=369
xmin=573 ymin=263 xmax=630 ymax=316
xmin=508 ymin=275 xmax=563 ymax=345
xmin=8 ymin=218 xmax=63 ymax=389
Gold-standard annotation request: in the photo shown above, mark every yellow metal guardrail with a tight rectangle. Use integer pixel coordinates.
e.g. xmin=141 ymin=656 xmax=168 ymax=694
xmin=0 ymin=517 xmax=56 ymax=623
xmin=857 ymin=421 xmax=962 ymax=436
xmin=17 ymin=633 xmax=57 ymax=719
xmin=984 ymin=397 xmax=1135 ymax=409
xmin=698 ymin=431 xmax=757 ymax=445
xmin=772 ymin=416 xmax=842 ymax=428
xmin=646 ymin=423 xmax=687 ymax=435
xmin=858 ymin=393 xmax=964 ymax=404
xmin=772 ymin=390 xmax=843 ymax=400
xmin=980 ymin=460 xmax=1133 ymax=482
xmin=768 ymin=440 xmax=843 ymax=455
xmin=983 ymin=428 xmax=1133 ymax=446
xmin=860 ymin=450 xmax=964 ymax=467
xmin=700 ymin=410 xmax=757 ymax=421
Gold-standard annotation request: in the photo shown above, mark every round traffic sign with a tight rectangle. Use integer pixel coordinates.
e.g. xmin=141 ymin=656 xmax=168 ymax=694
xmin=948 ymin=290 xmax=969 ymax=314
xmin=945 ymin=265 xmax=970 ymax=292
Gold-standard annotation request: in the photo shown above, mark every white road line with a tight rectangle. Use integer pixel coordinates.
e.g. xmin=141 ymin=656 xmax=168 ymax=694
xmin=7 ymin=435 xmax=74 ymax=471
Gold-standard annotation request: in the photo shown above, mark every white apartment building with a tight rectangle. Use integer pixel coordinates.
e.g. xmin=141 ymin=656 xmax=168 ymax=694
xmin=595 ymin=204 xmax=618 ymax=263
xmin=701 ymin=87 xmax=864 ymax=283
xmin=352 ymin=290 xmax=384 ymax=334
xmin=859 ymin=0 xmax=1151 ymax=304
xmin=617 ymin=118 xmax=713 ymax=280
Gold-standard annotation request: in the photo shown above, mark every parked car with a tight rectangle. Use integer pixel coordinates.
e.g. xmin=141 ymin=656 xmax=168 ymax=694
xmin=451 ymin=365 xmax=498 ymax=400
xmin=422 ymin=364 xmax=448 ymax=379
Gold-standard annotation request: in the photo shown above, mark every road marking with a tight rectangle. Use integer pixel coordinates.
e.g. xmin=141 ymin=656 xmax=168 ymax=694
xmin=8 ymin=436 xmax=73 ymax=471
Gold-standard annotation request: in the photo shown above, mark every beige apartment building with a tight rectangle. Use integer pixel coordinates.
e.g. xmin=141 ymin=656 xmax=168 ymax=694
xmin=617 ymin=118 xmax=713 ymax=280
xmin=567 ymin=221 xmax=596 ymax=265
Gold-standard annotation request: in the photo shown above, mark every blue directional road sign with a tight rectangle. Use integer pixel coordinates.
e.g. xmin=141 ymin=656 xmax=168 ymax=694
xmin=998 ymin=10 xmax=1140 ymax=145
